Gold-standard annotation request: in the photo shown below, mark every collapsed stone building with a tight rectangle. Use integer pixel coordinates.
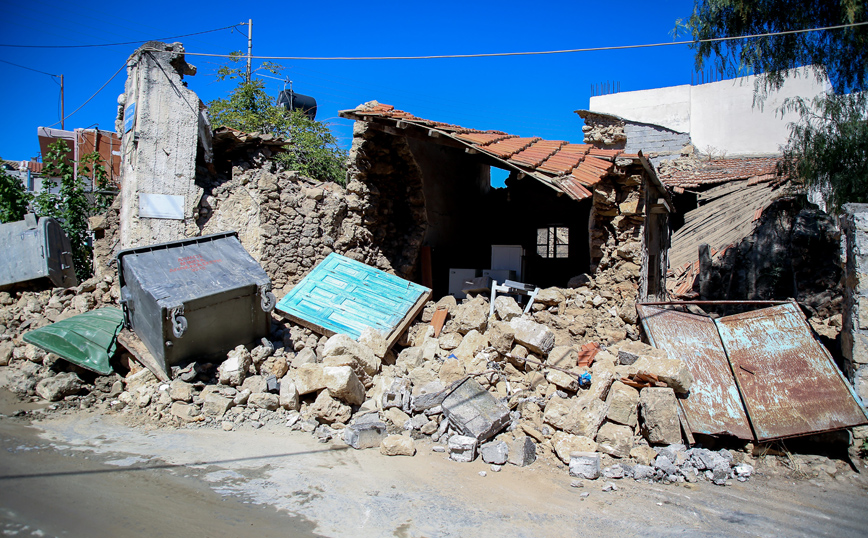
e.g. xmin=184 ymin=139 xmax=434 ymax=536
xmin=1 ymin=41 xmax=866 ymax=490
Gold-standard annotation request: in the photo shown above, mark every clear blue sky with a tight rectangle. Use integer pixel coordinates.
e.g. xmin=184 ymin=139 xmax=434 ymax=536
xmin=0 ymin=0 xmax=702 ymax=166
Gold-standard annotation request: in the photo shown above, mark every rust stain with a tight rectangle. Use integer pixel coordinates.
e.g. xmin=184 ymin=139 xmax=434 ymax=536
xmin=637 ymin=305 xmax=754 ymax=440
xmin=715 ymin=302 xmax=868 ymax=441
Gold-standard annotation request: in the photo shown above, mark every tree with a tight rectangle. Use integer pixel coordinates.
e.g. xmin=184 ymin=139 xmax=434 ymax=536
xmin=682 ymin=1 xmax=868 ymax=211
xmin=0 ymin=161 xmax=32 ymax=224
xmin=35 ymin=140 xmax=112 ymax=281
xmin=208 ymin=55 xmax=347 ymax=184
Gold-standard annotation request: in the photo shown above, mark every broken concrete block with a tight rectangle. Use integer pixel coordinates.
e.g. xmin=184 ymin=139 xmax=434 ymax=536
xmin=487 ymin=321 xmax=515 ymax=355
xmin=168 ymin=380 xmax=194 ymax=402
xmin=407 ymin=413 xmax=429 ymax=431
xmin=544 ymin=395 xmax=609 ymax=438
xmin=380 ymin=434 xmax=416 ymax=456
xmin=494 ymin=295 xmax=522 ymax=322
xmin=408 ymin=366 xmax=437 ymax=387
xmin=441 ymin=378 xmax=510 ymax=442
xmin=507 ymin=436 xmax=537 ymax=467
xmin=617 ymin=341 xmax=662 ymax=366
xmin=438 ymin=358 xmax=465 ymax=386
xmin=384 ymin=407 xmax=411 ymax=429
xmin=535 ymin=287 xmax=565 ymax=306
xmin=569 ymin=452 xmax=601 ymax=479
xmin=218 ymin=345 xmax=252 ymax=387
xmin=202 ymin=392 xmax=234 ymax=417
xmin=588 ymin=360 xmax=616 ymax=401
xmin=480 ymin=440 xmax=509 ymax=465
xmin=453 ymin=300 xmax=488 ymax=335
xmin=396 ymin=346 xmax=424 ymax=372
xmin=640 ymin=387 xmax=682 ymax=445
xmin=358 ymin=326 xmax=388 ymax=359
xmin=545 ymin=369 xmax=579 ymax=392
xmin=344 ymin=415 xmax=388 ymax=449
xmin=606 ymin=381 xmax=639 ymax=427
xmin=633 ymin=355 xmax=693 ymax=394
xmin=310 ymin=390 xmax=352 ymax=425
xmin=382 ymin=378 xmax=411 ymax=411
xmin=451 ymin=330 xmax=489 ymax=365
xmin=448 ymin=435 xmax=478 ymax=462
xmin=595 ymin=422 xmax=633 ymax=458
xmin=551 ymin=431 xmax=597 ymax=464
xmin=323 ymin=365 xmax=366 ymax=405
xmin=322 ymin=333 xmax=381 ymax=376
xmin=630 ymin=445 xmax=658 ymax=466
xmin=279 ymin=379 xmax=300 ymax=411
xmin=632 ymin=464 xmax=655 ymax=480
xmin=35 ymin=372 xmax=82 ymax=402
xmin=411 ymin=381 xmax=446 ymax=412
xmin=509 ymin=317 xmax=555 ymax=355
xmin=291 ymin=348 xmax=317 ymax=369
xmin=291 ymin=363 xmax=326 ymax=395
xmin=248 ymin=392 xmax=280 ymax=411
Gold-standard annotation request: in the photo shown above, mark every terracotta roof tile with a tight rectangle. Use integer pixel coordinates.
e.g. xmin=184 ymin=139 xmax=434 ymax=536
xmin=454 ymin=132 xmax=514 ymax=145
xmin=659 ymin=157 xmax=782 ymax=189
xmin=483 ymin=137 xmax=540 ymax=159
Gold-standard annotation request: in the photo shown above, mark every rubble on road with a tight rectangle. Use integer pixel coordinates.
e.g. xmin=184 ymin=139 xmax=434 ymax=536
xmin=0 ymin=271 xmax=861 ymax=489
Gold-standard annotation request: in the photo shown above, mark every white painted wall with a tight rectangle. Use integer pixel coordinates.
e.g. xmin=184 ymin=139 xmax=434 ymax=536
xmin=589 ymin=70 xmax=831 ymax=156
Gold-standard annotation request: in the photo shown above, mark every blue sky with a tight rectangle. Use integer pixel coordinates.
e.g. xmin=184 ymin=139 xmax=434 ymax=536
xmin=0 ymin=0 xmax=702 ymax=170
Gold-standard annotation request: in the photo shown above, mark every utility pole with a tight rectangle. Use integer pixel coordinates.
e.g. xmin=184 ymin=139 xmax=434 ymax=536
xmin=60 ymin=74 xmax=64 ymax=130
xmin=246 ymin=19 xmax=252 ymax=83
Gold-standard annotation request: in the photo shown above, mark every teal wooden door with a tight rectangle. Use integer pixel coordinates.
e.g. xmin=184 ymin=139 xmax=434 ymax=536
xmin=276 ymin=253 xmax=430 ymax=340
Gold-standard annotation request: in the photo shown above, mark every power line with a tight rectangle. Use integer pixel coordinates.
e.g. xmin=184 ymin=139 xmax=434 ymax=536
xmin=176 ymin=21 xmax=868 ymax=61
xmin=0 ymin=23 xmax=243 ymax=48
xmin=0 ymin=58 xmax=58 ymax=77
xmin=45 ymin=61 xmax=127 ymax=128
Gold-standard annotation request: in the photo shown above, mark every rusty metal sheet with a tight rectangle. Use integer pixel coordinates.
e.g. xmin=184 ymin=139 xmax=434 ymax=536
xmin=715 ymin=302 xmax=868 ymax=441
xmin=637 ymin=305 xmax=754 ymax=440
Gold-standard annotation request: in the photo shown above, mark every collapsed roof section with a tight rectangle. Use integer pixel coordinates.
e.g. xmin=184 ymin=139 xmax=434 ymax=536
xmin=339 ymin=102 xmax=667 ymax=202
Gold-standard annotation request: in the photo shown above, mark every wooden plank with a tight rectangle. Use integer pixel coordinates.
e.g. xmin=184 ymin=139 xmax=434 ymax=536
xmin=386 ymin=289 xmax=432 ymax=349
xmin=117 ymin=328 xmax=170 ymax=382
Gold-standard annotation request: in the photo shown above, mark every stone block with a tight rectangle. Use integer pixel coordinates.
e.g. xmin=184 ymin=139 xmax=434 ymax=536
xmin=632 ymin=464 xmax=655 ymax=480
xmin=291 ymin=348 xmax=317 ymax=368
xmin=507 ymin=436 xmax=537 ymax=467
xmin=359 ymin=326 xmax=388 ymax=359
xmin=248 ymin=392 xmax=280 ymax=411
xmin=494 ymin=296 xmax=522 ymax=321
xmin=396 ymin=347 xmax=424 ymax=371
xmin=441 ymin=378 xmax=510 ymax=442
xmin=551 ymin=432 xmax=597 ymax=464
xmin=344 ymin=416 xmax=388 ymax=449
xmin=630 ymin=445 xmax=658 ymax=466
xmin=509 ymin=317 xmax=555 ymax=355
xmin=480 ymin=440 xmax=509 ymax=465
xmin=606 ymin=381 xmax=639 ymax=427
xmin=384 ymin=407 xmax=411 ymax=429
xmin=439 ymin=358 xmax=466 ymax=386
xmin=380 ymin=435 xmax=416 ymax=456
xmin=411 ymin=381 xmax=446 ymax=412
xmin=310 ymin=391 xmax=352 ymax=425
xmin=35 ymin=372 xmax=82 ymax=402
xmin=640 ymin=387 xmax=682 ymax=445
xmin=218 ymin=345 xmax=252 ymax=387
xmin=545 ymin=370 xmax=579 ymax=392
xmin=633 ymin=355 xmax=693 ymax=393
xmin=382 ymin=378 xmax=411 ymax=411
xmin=617 ymin=341 xmax=663 ymax=366
xmin=322 ymin=333 xmax=381 ymax=376
xmin=170 ymin=401 xmax=200 ymax=422
xmin=535 ymin=287 xmax=565 ymax=306
xmin=453 ymin=301 xmax=488 ymax=335
xmin=292 ymin=363 xmax=325 ymax=395
xmin=448 ymin=435 xmax=478 ymax=462
xmin=202 ymin=392 xmax=233 ymax=417
xmin=279 ymin=379 xmax=300 ymax=411
xmin=323 ymin=365 xmax=366 ymax=405
xmin=452 ymin=330 xmax=489 ymax=365
xmin=487 ymin=321 xmax=515 ymax=355
xmin=569 ymin=452 xmax=601 ymax=480
xmin=595 ymin=422 xmax=633 ymax=458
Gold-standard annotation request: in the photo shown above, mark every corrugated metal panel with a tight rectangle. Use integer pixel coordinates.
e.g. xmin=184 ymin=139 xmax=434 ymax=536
xmin=276 ymin=253 xmax=431 ymax=345
xmin=715 ymin=302 xmax=868 ymax=441
xmin=637 ymin=305 xmax=753 ymax=439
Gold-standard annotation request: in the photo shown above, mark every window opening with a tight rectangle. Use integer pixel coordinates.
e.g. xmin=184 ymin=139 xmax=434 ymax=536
xmin=537 ymin=226 xmax=569 ymax=258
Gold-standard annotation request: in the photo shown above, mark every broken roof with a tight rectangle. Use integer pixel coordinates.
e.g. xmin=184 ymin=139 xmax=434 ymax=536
xmin=340 ymin=102 xmax=666 ymax=202
xmin=658 ymin=156 xmax=782 ymax=191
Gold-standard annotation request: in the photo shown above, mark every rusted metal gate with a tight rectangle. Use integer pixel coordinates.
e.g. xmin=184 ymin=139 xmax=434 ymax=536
xmin=638 ymin=301 xmax=868 ymax=442
xmin=637 ymin=304 xmax=753 ymax=439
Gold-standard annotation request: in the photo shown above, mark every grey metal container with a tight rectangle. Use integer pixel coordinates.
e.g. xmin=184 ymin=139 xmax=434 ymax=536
xmin=0 ymin=214 xmax=77 ymax=290
xmin=117 ymin=232 xmax=276 ymax=374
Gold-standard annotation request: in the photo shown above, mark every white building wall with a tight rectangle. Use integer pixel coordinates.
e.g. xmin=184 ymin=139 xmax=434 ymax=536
xmin=589 ymin=71 xmax=831 ymax=157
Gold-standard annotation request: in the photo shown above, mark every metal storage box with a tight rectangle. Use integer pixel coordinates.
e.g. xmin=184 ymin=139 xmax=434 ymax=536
xmin=117 ymin=232 xmax=276 ymax=372
xmin=0 ymin=214 xmax=77 ymax=290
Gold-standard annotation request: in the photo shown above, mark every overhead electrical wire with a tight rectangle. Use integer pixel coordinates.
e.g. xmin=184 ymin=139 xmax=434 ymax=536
xmin=0 ymin=58 xmax=58 ymax=77
xmin=45 ymin=61 xmax=127 ymax=128
xmin=173 ymin=21 xmax=868 ymax=61
xmin=0 ymin=23 xmax=243 ymax=48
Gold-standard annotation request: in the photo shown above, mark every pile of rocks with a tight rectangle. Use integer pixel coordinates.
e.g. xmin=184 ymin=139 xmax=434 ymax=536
xmin=0 ymin=282 xmax=760 ymax=487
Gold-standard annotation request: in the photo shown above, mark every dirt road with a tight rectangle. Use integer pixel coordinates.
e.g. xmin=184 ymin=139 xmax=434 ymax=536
xmin=1 ymin=392 xmax=866 ymax=538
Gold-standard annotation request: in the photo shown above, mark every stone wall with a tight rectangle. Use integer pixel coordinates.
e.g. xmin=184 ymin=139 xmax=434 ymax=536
xmin=841 ymin=203 xmax=868 ymax=405
xmin=580 ymin=112 xmax=626 ymax=148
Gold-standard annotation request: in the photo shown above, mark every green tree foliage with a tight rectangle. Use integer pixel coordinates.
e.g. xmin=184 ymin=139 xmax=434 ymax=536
xmin=682 ymin=1 xmax=868 ymax=211
xmin=208 ymin=55 xmax=347 ymax=184
xmin=36 ymin=140 xmax=112 ymax=281
xmin=0 ymin=161 xmax=32 ymax=224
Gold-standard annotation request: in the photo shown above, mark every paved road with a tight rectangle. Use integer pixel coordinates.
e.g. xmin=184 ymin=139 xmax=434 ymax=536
xmin=1 ymin=401 xmax=866 ymax=537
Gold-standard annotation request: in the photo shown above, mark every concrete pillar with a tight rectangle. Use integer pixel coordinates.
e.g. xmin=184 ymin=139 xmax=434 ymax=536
xmin=118 ymin=41 xmax=204 ymax=249
xmin=840 ymin=203 xmax=868 ymax=405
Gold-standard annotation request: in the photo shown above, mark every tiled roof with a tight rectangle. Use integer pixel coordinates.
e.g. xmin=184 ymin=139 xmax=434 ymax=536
xmin=2 ymin=160 xmax=43 ymax=173
xmin=659 ymin=157 xmax=781 ymax=190
xmin=340 ymin=102 xmax=657 ymax=202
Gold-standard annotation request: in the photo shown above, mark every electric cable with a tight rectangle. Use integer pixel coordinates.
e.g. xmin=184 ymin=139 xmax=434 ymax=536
xmin=173 ymin=21 xmax=868 ymax=61
xmin=0 ymin=58 xmax=58 ymax=77
xmin=45 ymin=61 xmax=127 ymax=128
xmin=0 ymin=23 xmax=243 ymax=48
